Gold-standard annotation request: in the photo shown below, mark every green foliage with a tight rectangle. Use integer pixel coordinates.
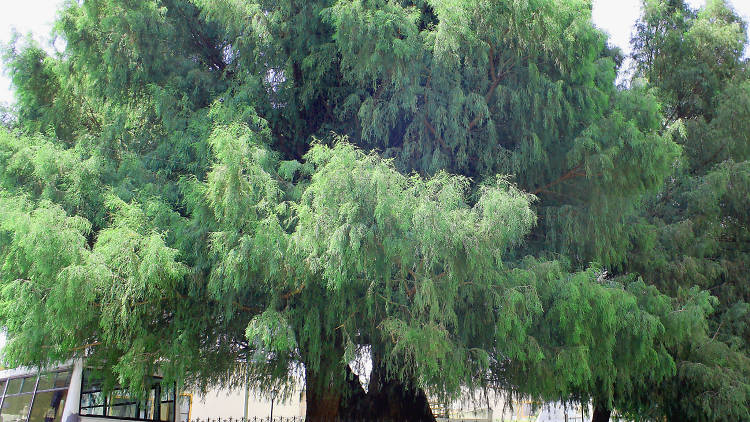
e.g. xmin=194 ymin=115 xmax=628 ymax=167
xmin=0 ymin=0 xmax=747 ymax=420
xmin=625 ymin=1 xmax=750 ymax=419
xmin=2 ymin=36 xmax=90 ymax=141
xmin=288 ymin=141 xmax=537 ymax=394
xmin=495 ymin=261 xmax=693 ymax=417
xmin=0 ymin=129 xmax=108 ymax=227
xmin=633 ymin=0 xmax=747 ymax=121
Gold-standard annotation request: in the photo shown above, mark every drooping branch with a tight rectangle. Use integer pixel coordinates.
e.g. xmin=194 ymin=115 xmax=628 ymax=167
xmin=233 ymin=301 xmax=263 ymax=313
xmin=422 ymin=72 xmax=450 ymax=152
xmin=468 ymin=51 xmax=525 ymax=130
xmin=488 ymin=45 xmax=497 ymax=81
xmin=281 ymin=283 xmax=306 ymax=300
xmin=424 ymin=116 xmax=450 ymax=151
xmin=71 ymin=341 xmax=102 ymax=352
xmin=532 ymin=163 xmax=586 ymax=195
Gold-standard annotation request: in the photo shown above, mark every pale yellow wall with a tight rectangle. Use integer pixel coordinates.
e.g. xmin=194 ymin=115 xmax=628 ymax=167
xmin=188 ymin=387 xmax=305 ymax=420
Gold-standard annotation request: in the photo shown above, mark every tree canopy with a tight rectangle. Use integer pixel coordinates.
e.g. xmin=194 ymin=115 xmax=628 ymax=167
xmin=622 ymin=1 xmax=750 ymax=420
xmin=1 ymin=0 xmax=748 ymax=421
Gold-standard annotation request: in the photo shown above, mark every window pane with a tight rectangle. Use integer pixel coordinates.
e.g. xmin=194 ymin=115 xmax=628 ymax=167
xmin=160 ymin=386 xmax=174 ymax=402
xmin=159 ymin=402 xmax=174 ymax=422
xmin=20 ymin=377 xmax=36 ymax=394
xmin=108 ymin=404 xmax=137 ymax=419
xmin=37 ymin=372 xmax=71 ymax=391
xmin=108 ymin=391 xmax=137 ymax=406
xmin=80 ymin=391 xmax=104 ymax=408
xmin=6 ymin=379 xmax=23 ymax=395
xmin=177 ymin=395 xmax=190 ymax=422
xmin=53 ymin=373 xmax=70 ymax=390
xmin=36 ymin=374 xmax=55 ymax=391
xmin=80 ymin=406 xmax=104 ymax=416
xmin=29 ymin=390 xmax=67 ymax=422
xmin=139 ymin=388 xmax=155 ymax=420
xmin=0 ymin=393 xmax=33 ymax=421
xmin=81 ymin=383 xmax=101 ymax=394
xmin=81 ymin=370 xmax=104 ymax=392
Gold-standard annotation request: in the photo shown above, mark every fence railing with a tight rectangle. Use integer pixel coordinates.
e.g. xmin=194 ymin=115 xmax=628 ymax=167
xmin=189 ymin=411 xmax=635 ymax=422
xmin=190 ymin=418 xmax=428 ymax=422
xmin=190 ymin=418 xmax=499 ymax=422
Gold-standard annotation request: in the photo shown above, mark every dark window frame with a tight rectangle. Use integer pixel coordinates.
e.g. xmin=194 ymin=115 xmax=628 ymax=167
xmin=79 ymin=371 xmax=176 ymax=422
xmin=0 ymin=369 xmax=71 ymax=422
xmin=0 ymin=377 xmax=9 ymax=413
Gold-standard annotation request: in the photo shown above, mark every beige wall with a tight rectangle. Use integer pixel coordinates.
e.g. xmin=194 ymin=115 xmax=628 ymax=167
xmin=188 ymin=387 xmax=305 ymax=420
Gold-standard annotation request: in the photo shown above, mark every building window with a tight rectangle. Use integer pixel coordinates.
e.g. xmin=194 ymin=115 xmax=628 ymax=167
xmin=80 ymin=371 xmax=175 ymax=422
xmin=0 ymin=370 xmax=70 ymax=422
xmin=177 ymin=394 xmax=191 ymax=422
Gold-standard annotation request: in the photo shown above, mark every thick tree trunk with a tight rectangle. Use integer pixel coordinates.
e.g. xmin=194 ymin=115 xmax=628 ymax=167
xmin=304 ymin=350 xmax=436 ymax=421
xmin=365 ymin=378 xmax=436 ymax=422
xmin=591 ymin=403 xmax=611 ymax=422
xmin=338 ymin=358 xmax=436 ymax=422
xmin=305 ymin=367 xmax=342 ymax=421
xmin=338 ymin=365 xmax=370 ymax=418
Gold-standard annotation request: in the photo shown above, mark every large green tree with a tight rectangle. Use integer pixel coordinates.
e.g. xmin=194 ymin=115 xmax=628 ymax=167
xmin=624 ymin=0 xmax=750 ymax=420
xmin=0 ymin=0 xmax=737 ymax=421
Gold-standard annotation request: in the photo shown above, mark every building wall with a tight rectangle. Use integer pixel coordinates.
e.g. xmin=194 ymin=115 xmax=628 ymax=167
xmin=188 ymin=387 xmax=305 ymax=420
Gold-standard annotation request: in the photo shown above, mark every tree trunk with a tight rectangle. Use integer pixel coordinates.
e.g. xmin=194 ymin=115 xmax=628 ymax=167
xmin=591 ymin=402 xmax=611 ymax=422
xmin=338 ymin=365 xmax=370 ymax=418
xmin=305 ymin=367 xmax=342 ymax=421
xmin=339 ymin=358 xmax=435 ymax=422
xmin=304 ymin=350 xmax=436 ymax=422
xmin=366 ymin=378 xmax=436 ymax=422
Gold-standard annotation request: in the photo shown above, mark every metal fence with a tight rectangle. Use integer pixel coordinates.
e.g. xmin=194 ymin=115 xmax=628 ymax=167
xmin=192 ymin=419 xmax=300 ymax=422
xmin=190 ymin=418 xmax=549 ymax=422
xmin=190 ymin=418 xmax=420 ymax=422
xmin=189 ymin=419 xmax=515 ymax=422
xmin=189 ymin=417 xmax=635 ymax=422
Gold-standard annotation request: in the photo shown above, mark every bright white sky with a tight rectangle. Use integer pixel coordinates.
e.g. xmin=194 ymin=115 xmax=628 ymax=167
xmin=1 ymin=0 xmax=750 ymax=105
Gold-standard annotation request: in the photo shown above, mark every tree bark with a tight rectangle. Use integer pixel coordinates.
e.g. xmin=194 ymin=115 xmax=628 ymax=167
xmin=304 ymin=351 xmax=436 ymax=421
xmin=591 ymin=402 xmax=611 ymax=422
xmin=305 ymin=366 xmax=342 ymax=421
xmin=338 ymin=358 xmax=436 ymax=422
xmin=365 ymin=378 xmax=436 ymax=422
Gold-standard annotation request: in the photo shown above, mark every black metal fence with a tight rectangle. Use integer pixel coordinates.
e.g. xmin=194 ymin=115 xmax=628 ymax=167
xmin=192 ymin=419 xmax=306 ymax=422
xmin=190 ymin=418 xmax=420 ymax=422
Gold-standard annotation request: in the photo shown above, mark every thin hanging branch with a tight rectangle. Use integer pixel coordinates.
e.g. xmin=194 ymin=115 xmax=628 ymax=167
xmin=532 ymin=163 xmax=586 ymax=195
xmin=468 ymin=52 xmax=526 ymax=130
xmin=424 ymin=116 xmax=450 ymax=151
xmin=71 ymin=341 xmax=102 ymax=352
xmin=281 ymin=283 xmax=305 ymax=300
